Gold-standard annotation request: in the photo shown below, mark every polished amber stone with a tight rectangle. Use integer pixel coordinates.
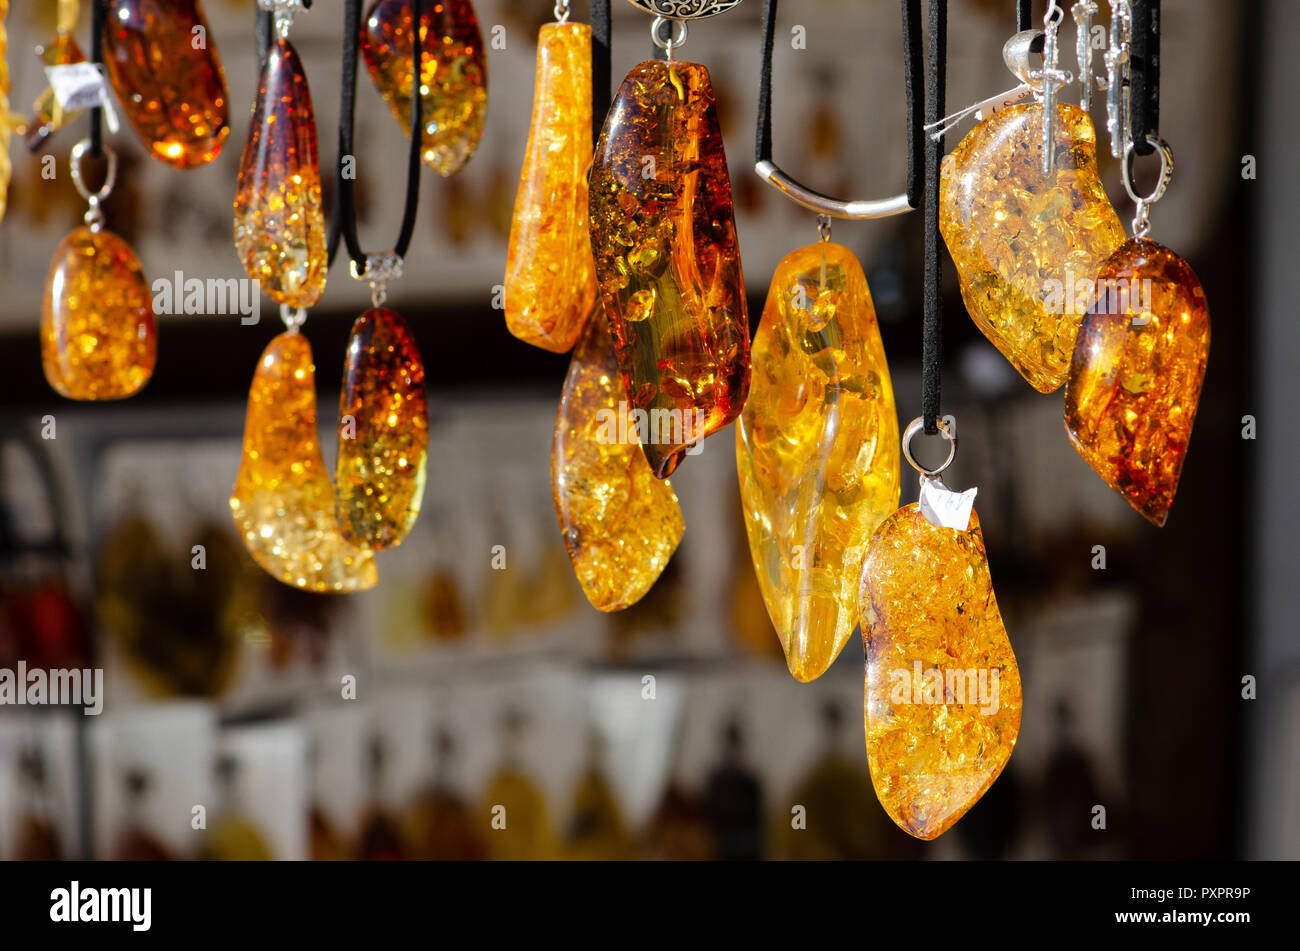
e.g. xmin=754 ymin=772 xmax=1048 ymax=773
xmin=102 ymin=0 xmax=229 ymax=168
xmin=233 ymin=37 xmax=326 ymax=309
xmin=41 ymin=227 xmax=156 ymax=400
xmin=1064 ymin=238 xmax=1210 ymax=526
xmin=940 ymin=104 xmax=1125 ymax=392
xmin=1 ymin=0 xmax=11 ymax=222
xmin=230 ymin=332 xmax=377 ymax=593
xmin=589 ymin=59 xmax=750 ymax=478
xmin=552 ymin=315 xmax=684 ymax=612
xmin=361 ymin=0 xmax=486 ymax=177
xmin=504 ymin=22 xmax=595 ymax=353
xmin=336 ymin=307 xmax=428 ymax=550
xmin=860 ymin=505 xmax=1022 ymax=840
xmin=737 ymin=242 xmax=899 ymax=682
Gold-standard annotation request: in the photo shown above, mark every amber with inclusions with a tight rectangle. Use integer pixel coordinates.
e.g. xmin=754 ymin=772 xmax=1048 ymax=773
xmin=230 ymin=332 xmax=377 ymax=593
xmin=102 ymin=0 xmax=229 ymax=168
xmin=361 ymin=0 xmax=486 ymax=177
xmin=233 ymin=37 xmax=326 ymax=309
xmin=589 ymin=60 xmax=750 ymax=479
xmin=1065 ymin=238 xmax=1209 ymax=526
xmin=860 ymin=505 xmax=1022 ymax=840
xmin=336 ymin=308 xmax=429 ymax=550
xmin=940 ymin=104 xmax=1125 ymax=392
xmin=737 ymin=242 xmax=899 ymax=682
xmin=552 ymin=316 xmax=683 ymax=612
xmin=504 ymin=22 xmax=595 ymax=353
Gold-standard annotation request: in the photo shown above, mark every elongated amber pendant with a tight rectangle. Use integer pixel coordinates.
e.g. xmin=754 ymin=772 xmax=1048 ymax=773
xmin=940 ymin=104 xmax=1125 ymax=392
xmin=336 ymin=308 xmax=428 ymax=550
xmin=504 ymin=22 xmax=595 ymax=353
xmin=737 ymin=242 xmax=899 ymax=682
xmin=230 ymin=332 xmax=377 ymax=592
xmin=233 ymin=36 xmax=326 ymax=309
xmin=552 ymin=315 xmax=684 ymax=612
xmin=101 ymin=0 xmax=229 ymax=168
xmin=860 ymin=505 xmax=1022 ymax=840
xmin=1064 ymin=238 xmax=1209 ymax=526
xmin=589 ymin=59 xmax=750 ymax=479
xmin=361 ymin=0 xmax=486 ymax=177
xmin=42 ymin=227 xmax=156 ymax=400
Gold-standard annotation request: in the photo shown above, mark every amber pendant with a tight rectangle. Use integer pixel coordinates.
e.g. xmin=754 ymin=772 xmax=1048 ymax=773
xmin=552 ymin=315 xmax=684 ymax=612
xmin=336 ymin=308 xmax=429 ymax=550
xmin=233 ymin=36 xmax=326 ymax=309
xmin=589 ymin=59 xmax=750 ymax=478
xmin=102 ymin=0 xmax=229 ymax=168
xmin=860 ymin=505 xmax=1021 ymax=840
xmin=230 ymin=332 xmax=377 ymax=592
xmin=361 ymin=0 xmax=486 ymax=177
xmin=42 ymin=226 xmax=156 ymax=400
xmin=1064 ymin=238 xmax=1209 ymax=526
xmin=940 ymin=104 xmax=1125 ymax=392
xmin=737 ymin=242 xmax=899 ymax=682
xmin=504 ymin=22 xmax=595 ymax=353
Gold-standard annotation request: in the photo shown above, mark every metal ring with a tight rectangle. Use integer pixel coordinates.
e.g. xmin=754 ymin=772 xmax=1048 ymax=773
xmin=1122 ymin=135 xmax=1173 ymax=207
xmin=902 ymin=416 xmax=957 ymax=477
xmin=69 ymin=139 xmax=117 ymax=205
xmin=651 ymin=16 xmax=688 ymax=50
xmin=280 ymin=304 xmax=307 ymax=333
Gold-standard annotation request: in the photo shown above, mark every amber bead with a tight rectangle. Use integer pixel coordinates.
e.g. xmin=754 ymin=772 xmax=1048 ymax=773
xmin=41 ymin=227 xmax=156 ymax=400
xmin=737 ymin=242 xmax=899 ymax=682
xmin=1064 ymin=238 xmax=1210 ymax=526
xmin=589 ymin=59 xmax=750 ymax=478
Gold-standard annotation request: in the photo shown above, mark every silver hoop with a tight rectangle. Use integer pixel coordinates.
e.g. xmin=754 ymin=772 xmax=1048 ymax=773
xmin=280 ymin=304 xmax=307 ymax=333
xmin=628 ymin=0 xmax=744 ymax=18
xmin=651 ymin=16 xmax=688 ymax=52
xmin=902 ymin=416 xmax=957 ymax=478
xmin=69 ymin=139 xmax=117 ymax=205
xmin=1122 ymin=135 xmax=1173 ymax=238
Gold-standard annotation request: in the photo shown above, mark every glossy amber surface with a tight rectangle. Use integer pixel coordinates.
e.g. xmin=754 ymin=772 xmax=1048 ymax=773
xmin=737 ymin=242 xmax=899 ymax=682
xmin=1065 ymin=238 xmax=1209 ymax=526
xmin=1 ymin=0 xmax=10 ymax=221
xmin=589 ymin=59 xmax=750 ymax=478
xmin=860 ymin=505 xmax=1022 ymax=840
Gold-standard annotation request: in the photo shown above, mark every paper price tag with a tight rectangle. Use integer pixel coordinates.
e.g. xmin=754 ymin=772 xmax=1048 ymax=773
xmin=45 ymin=62 xmax=120 ymax=134
xmin=919 ymin=478 xmax=978 ymax=531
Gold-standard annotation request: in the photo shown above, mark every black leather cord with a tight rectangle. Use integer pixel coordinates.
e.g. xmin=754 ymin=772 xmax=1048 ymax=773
xmin=1129 ymin=0 xmax=1160 ymax=155
xmin=591 ymin=0 xmax=612 ymax=144
xmin=89 ymin=0 xmax=103 ymax=157
xmin=1016 ymin=0 xmax=1033 ymax=32
xmin=922 ymin=0 xmax=947 ymax=435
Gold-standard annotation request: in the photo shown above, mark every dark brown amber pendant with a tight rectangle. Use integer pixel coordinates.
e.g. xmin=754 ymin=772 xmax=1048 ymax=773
xmin=589 ymin=60 xmax=750 ymax=479
xmin=102 ymin=0 xmax=230 ymax=168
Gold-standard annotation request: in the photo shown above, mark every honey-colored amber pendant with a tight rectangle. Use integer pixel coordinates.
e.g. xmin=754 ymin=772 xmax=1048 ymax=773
xmin=589 ymin=59 xmax=750 ymax=479
xmin=504 ymin=22 xmax=595 ymax=353
xmin=361 ymin=0 xmax=486 ymax=177
xmin=1064 ymin=238 xmax=1209 ymax=526
xmin=230 ymin=332 xmax=377 ymax=593
xmin=101 ymin=0 xmax=229 ymax=168
xmin=737 ymin=242 xmax=899 ymax=682
xmin=233 ymin=36 xmax=326 ymax=309
xmin=41 ymin=227 xmax=156 ymax=400
xmin=860 ymin=505 xmax=1022 ymax=840
xmin=336 ymin=308 xmax=428 ymax=550
xmin=940 ymin=104 xmax=1125 ymax=392
xmin=552 ymin=315 xmax=684 ymax=612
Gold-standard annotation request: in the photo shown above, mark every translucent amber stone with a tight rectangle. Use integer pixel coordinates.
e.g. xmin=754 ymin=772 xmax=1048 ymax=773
xmin=940 ymin=104 xmax=1125 ymax=392
xmin=1064 ymin=238 xmax=1209 ymax=526
xmin=41 ymin=227 xmax=156 ymax=400
xmin=860 ymin=505 xmax=1022 ymax=840
xmin=230 ymin=332 xmax=377 ymax=593
xmin=552 ymin=315 xmax=684 ymax=612
xmin=361 ymin=0 xmax=486 ymax=177
xmin=504 ymin=23 xmax=595 ymax=353
xmin=101 ymin=0 xmax=229 ymax=168
xmin=336 ymin=307 xmax=429 ymax=550
xmin=737 ymin=242 xmax=899 ymax=682
xmin=233 ymin=37 xmax=326 ymax=309
xmin=589 ymin=60 xmax=750 ymax=478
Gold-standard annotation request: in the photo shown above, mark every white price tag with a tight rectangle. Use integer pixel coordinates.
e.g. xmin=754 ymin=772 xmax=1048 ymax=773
xmin=45 ymin=62 xmax=120 ymax=133
xmin=919 ymin=478 xmax=978 ymax=531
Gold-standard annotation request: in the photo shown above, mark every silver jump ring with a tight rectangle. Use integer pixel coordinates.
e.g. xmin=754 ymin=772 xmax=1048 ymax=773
xmin=651 ymin=16 xmax=688 ymax=52
xmin=902 ymin=416 xmax=957 ymax=478
xmin=280 ymin=304 xmax=307 ymax=333
xmin=69 ymin=139 xmax=117 ymax=205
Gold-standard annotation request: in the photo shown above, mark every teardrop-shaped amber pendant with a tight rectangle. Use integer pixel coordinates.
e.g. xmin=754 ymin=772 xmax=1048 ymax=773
xmin=336 ymin=308 xmax=429 ymax=550
xmin=504 ymin=22 xmax=595 ymax=353
xmin=361 ymin=0 xmax=487 ymax=177
xmin=860 ymin=505 xmax=1022 ymax=840
xmin=589 ymin=59 xmax=750 ymax=479
xmin=1064 ymin=238 xmax=1209 ymax=526
xmin=737 ymin=242 xmax=899 ymax=682
xmin=101 ymin=0 xmax=230 ymax=168
xmin=233 ymin=36 xmax=326 ymax=309
xmin=552 ymin=315 xmax=684 ymax=612
xmin=940 ymin=104 xmax=1125 ymax=392
xmin=230 ymin=332 xmax=377 ymax=593
xmin=41 ymin=226 xmax=156 ymax=400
